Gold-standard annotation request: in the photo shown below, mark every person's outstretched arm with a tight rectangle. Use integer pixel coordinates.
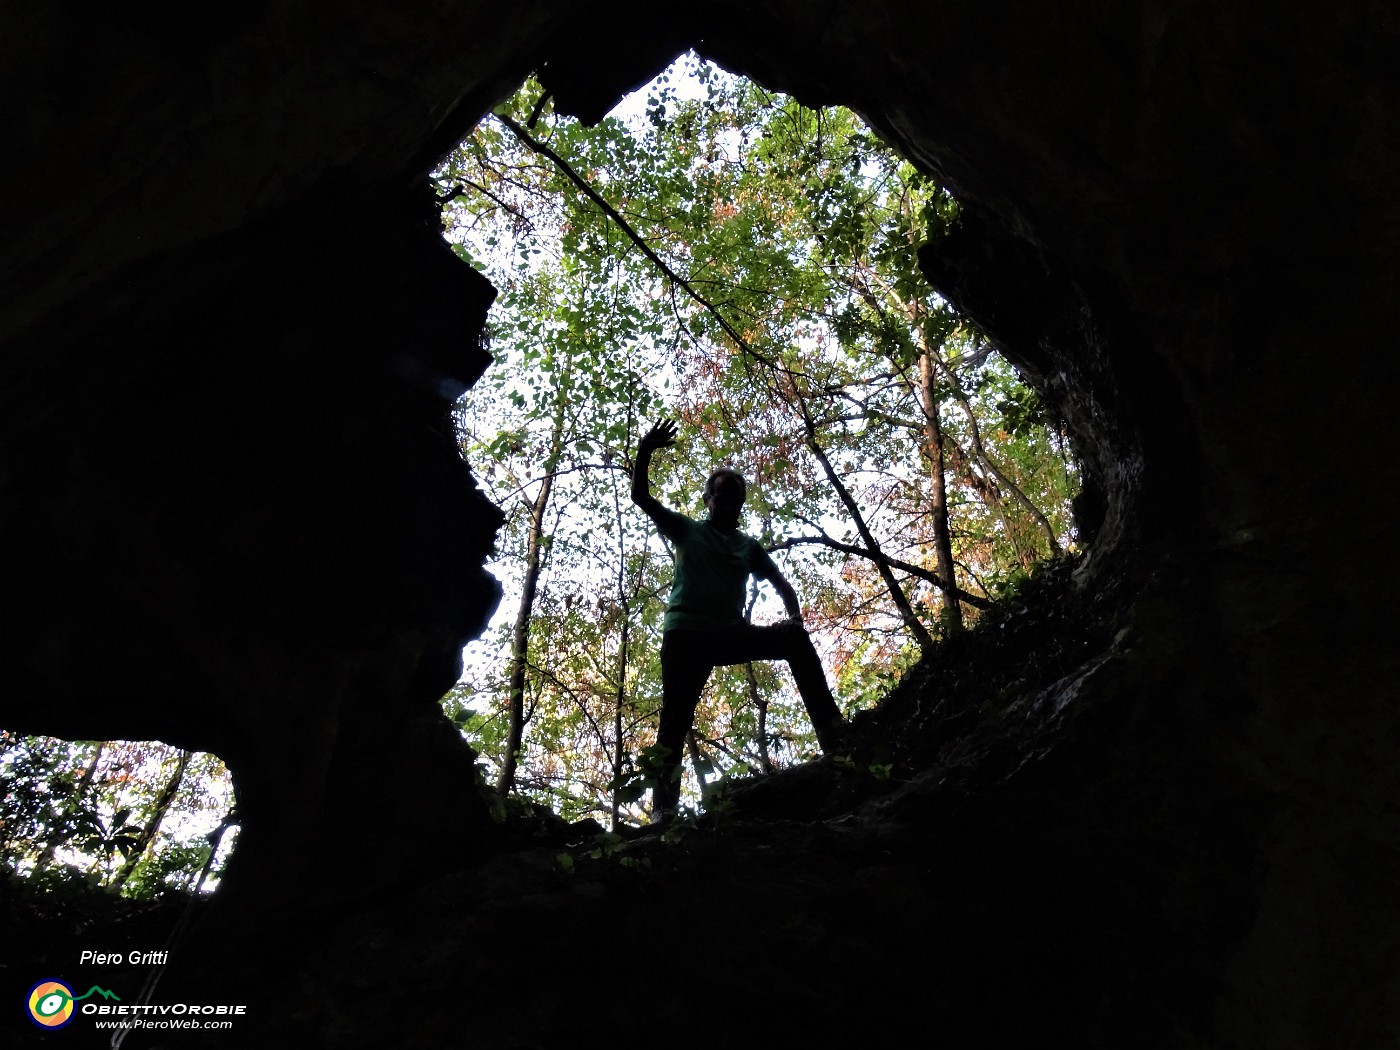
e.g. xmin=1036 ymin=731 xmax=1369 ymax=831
xmin=631 ymin=418 xmax=678 ymax=519
xmin=755 ymin=550 xmax=805 ymax=624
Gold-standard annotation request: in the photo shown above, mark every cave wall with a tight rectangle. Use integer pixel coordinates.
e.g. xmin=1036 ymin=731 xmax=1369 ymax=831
xmin=543 ymin=14 xmax=1400 ymax=1042
xmin=2 ymin=1 xmax=1398 ymax=1044
xmin=0 ymin=2 xmax=565 ymax=889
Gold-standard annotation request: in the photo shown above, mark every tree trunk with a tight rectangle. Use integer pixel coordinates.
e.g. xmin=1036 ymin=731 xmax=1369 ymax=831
xmin=611 ymin=614 xmax=629 ymax=833
xmin=609 ymin=460 xmax=634 ymax=833
xmin=686 ymin=732 xmax=711 ymax=796
xmin=745 ymin=662 xmax=775 ymax=774
xmin=33 ymin=741 xmax=104 ymax=876
xmin=800 ymin=401 xmax=936 ymax=653
xmin=855 ymin=262 xmax=963 ymax=630
xmin=918 ymin=348 xmax=964 ymax=632
xmin=497 ymin=469 xmax=554 ymax=797
xmin=110 ymin=748 xmax=192 ymax=891
xmin=743 ymin=580 xmax=775 ymax=774
xmin=938 ymin=357 xmax=1063 ymax=561
xmin=941 ymin=437 xmax=1035 ymax=568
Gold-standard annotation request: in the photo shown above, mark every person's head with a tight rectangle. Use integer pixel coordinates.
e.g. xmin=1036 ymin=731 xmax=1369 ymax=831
xmin=703 ymin=467 xmax=747 ymax=523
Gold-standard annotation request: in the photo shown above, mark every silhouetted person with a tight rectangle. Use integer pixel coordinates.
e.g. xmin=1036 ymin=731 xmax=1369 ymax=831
xmin=631 ymin=419 xmax=847 ymax=821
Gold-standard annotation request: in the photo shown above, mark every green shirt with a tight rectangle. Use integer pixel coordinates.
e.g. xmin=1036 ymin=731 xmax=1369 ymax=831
xmin=649 ymin=505 xmax=777 ymax=633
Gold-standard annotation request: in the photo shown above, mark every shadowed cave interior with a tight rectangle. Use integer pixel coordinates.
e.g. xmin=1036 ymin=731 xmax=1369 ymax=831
xmin=2 ymin=3 xmax=1398 ymax=1047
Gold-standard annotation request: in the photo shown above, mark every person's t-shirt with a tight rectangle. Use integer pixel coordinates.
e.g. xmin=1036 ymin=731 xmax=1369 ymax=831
xmin=649 ymin=505 xmax=777 ymax=632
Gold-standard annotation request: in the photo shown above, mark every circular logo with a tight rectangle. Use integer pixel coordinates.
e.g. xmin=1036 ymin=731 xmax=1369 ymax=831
xmin=28 ymin=980 xmax=76 ymax=1029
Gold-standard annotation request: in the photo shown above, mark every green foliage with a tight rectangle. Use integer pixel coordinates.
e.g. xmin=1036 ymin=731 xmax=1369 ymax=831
xmin=0 ymin=732 xmax=237 ymax=897
xmin=76 ymin=807 xmax=143 ymax=869
xmin=607 ymin=743 xmax=677 ymax=809
xmin=118 ymin=843 xmax=213 ymax=898
xmin=435 ymin=53 xmax=1080 ymax=826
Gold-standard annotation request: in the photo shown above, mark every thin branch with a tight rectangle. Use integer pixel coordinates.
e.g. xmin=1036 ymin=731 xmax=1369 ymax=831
xmin=769 ymin=535 xmax=992 ymax=610
xmin=526 ymin=90 xmax=553 ymax=130
xmin=932 ymin=353 xmax=1064 ymax=557
xmin=492 ymin=110 xmax=791 ymax=376
xmin=438 ymin=178 xmax=531 ymax=225
xmin=792 ymin=399 xmax=936 ymax=652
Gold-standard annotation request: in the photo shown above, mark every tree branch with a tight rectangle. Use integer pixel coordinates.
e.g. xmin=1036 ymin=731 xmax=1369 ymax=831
xmin=767 ymin=535 xmax=992 ymax=610
xmin=493 ymin=111 xmax=789 ymax=376
xmin=792 ymin=400 xmax=937 ymax=652
xmin=438 ymin=178 xmax=531 ymax=226
xmin=932 ymin=353 xmax=1063 ymax=557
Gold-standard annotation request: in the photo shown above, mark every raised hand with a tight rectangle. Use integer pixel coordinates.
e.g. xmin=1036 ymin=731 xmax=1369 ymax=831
xmin=631 ymin=419 xmax=677 ymax=509
xmin=639 ymin=418 xmax=678 ymax=452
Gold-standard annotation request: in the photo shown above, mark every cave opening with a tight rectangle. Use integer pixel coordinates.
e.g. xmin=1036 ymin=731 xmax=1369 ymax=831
xmin=0 ymin=733 xmax=239 ymax=898
xmin=429 ymin=53 xmax=1084 ymax=827
xmin=0 ymin=42 xmax=1108 ymax=896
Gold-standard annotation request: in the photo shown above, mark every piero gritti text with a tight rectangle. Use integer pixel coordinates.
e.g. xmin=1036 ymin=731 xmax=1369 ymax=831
xmin=81 ymin=949 xmax=170 ymax=965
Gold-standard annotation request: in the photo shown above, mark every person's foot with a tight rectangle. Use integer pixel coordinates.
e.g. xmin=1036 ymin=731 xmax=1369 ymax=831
xmin=815 ymin=716 xmax=851 ymax=754
xmin=651 ymin=780 xmax=679 ymax=825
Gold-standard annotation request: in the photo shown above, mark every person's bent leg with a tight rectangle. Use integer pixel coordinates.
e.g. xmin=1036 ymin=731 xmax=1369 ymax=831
xmin=719 ymin=622 xmax=847 ymax=752
xmin=781 ymin=628 xmax=847 ymax=750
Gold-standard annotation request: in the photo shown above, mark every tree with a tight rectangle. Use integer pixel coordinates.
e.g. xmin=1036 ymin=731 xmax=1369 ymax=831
xmin=109 ymin=748 xmax=192 ymax=891
xmin=1 ymin=732 xmax=236 ymax=895
xmin=434 ymin=55 xmax=1079 ymax=821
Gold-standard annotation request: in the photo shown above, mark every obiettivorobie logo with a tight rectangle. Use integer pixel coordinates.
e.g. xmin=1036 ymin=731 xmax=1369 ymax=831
xmin=26 ymin=976 xmax=248 ymax=1035
xmin=27 ymin=980 xmax=120 ymax=1029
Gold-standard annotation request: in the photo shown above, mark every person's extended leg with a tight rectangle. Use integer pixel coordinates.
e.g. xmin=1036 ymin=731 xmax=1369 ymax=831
xmin=717 ymin=622 xmax=846 ymax=751
xmin=654 ymin=630 xmax=713 ymax=820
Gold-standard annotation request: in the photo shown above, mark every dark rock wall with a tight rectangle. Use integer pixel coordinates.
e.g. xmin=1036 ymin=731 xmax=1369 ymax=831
xmin=0 ymin=2 xmax=568 ymax=889
xmin=2 ymin=2 xmax=1397 ymax=1044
